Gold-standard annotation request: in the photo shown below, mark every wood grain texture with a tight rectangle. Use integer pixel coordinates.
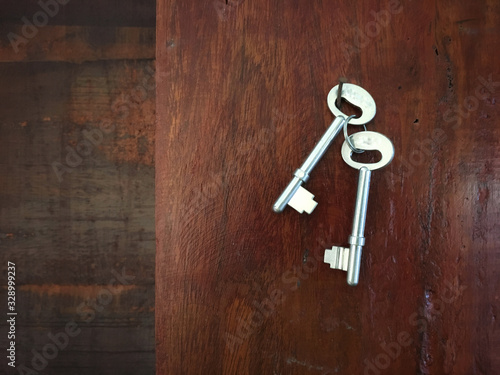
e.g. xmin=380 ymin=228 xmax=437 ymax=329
xmin=0 ymin=0 xmax=155 ymax=27
xmin=0 ymin=25 xmax=155 ymax=63
xmin=0 ymin=1 xmax=155 ymax=374
xmin=156 ymin=0 xmax=499 ymax=374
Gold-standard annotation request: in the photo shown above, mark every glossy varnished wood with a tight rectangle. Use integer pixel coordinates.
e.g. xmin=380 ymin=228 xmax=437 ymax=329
xmin=156 ymin=0 xmax=499 ymax=374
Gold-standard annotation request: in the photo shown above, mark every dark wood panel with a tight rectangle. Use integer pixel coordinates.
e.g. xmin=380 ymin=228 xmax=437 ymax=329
xmin=0 ymin=25 xmax=155 ymax=62
xmin=0 ymin=59 xmax=155 ymax=371
xmin=5 ymin=285 xmax=154 ymax=372
xmin=0 ymin=1 xmax=155 ymax=373
xmin=3 ymin=285 xmax=154 ymax=325
xmin=156 ymin=0 xmax=499 ymax=374
xmin=1 ymin=0 xmax=155 ymax=27
xmin=0 ymin=60 xmax=155 ymax=285
xmin=16 ymin=352 xmax=156 ymax=375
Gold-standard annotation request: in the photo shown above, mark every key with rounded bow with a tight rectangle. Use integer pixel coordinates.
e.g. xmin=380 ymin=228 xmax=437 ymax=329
xmin=273 ymin=83 xmax=376 ymax=214
xmin=324 ymin=131 xmax=394 ymax=285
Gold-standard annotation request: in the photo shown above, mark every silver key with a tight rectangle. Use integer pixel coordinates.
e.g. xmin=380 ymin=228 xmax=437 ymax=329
xmin=324 ymin=131 xmax=394 ymax=285
xmin=273 ymin=83 xmax=376 ymax=214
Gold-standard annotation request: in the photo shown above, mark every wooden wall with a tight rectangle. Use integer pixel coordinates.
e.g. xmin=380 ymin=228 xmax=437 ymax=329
xmin=0 ymin=1 xmax=155 ymax=374
xmin=156 ymin=0 xmax=499 ymax=374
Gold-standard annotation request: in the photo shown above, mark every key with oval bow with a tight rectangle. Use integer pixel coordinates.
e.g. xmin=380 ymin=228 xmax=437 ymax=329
xmin=273 ymin=83 xmax=376 ymax=214
xmin=324 ymin=131 xmax=394 ymax=285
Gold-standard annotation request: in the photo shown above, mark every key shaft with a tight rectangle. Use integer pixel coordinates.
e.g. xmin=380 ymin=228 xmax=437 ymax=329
xmin=347 ymin=166 xmax=371 ymax=286
xmin=273 ymin=116 xmax=345 ymax=213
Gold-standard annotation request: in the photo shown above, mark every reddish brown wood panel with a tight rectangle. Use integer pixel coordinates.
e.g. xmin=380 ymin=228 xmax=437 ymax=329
xmin=156 ymin=0 xmax=499 ymax=374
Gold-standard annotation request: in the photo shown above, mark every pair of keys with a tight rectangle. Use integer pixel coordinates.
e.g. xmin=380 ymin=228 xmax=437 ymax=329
xmin=273 ymin=82 xmax=394 ymax=286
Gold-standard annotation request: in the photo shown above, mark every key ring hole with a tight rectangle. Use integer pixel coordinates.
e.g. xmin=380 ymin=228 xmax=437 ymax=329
xmin=350 ymin=149 xmax=382 ymax=164
xmin=343 ymin=115 xmax=367 ymax=153
xmin=335 ymin=98 xmax=363 ymax=118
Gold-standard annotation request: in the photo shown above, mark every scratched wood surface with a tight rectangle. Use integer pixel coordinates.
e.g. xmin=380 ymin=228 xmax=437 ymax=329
xmin=0 ymin=1 xmax=155 ymax=374
xmin=156 ymin=0 xmax=499 ymax=374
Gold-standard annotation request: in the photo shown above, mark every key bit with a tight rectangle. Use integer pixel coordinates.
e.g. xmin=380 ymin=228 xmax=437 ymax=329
xmin=324 ymin=246 xmax=349 ymax=271
xmin=287 ymin=186 xmax=318 ymax=214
